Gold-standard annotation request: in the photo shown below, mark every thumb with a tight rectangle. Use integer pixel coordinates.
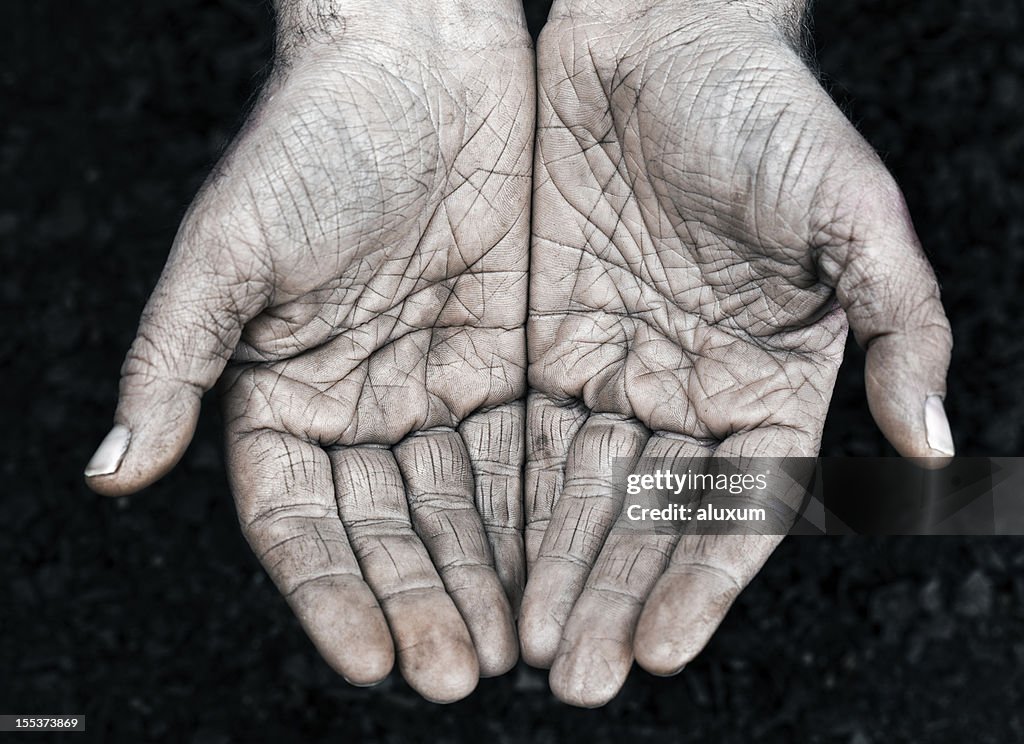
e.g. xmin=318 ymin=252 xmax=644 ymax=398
xmin=86 ymin=240 xmax=270 ymax=496
xmin=817 ymin=178 xmax=954 ymax=466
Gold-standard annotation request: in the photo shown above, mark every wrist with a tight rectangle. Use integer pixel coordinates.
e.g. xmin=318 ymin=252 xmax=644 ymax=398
xmin=274 ymin=0 xmax=529 ymax=57
xmin=547 ymin=0 xmax=810 ymax=49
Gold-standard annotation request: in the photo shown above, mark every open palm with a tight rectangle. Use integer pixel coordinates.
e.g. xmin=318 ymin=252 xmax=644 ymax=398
xmin=87 ymin=6 xmax=533 ymax=703
xmin=522 ymin=0 xmax=953 ymax=706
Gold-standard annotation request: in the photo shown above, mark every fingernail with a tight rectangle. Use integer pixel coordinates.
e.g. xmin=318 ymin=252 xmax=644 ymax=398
xmin=924 ymin=395 xmax=954 ymax=456
xmin=85 ymin=425 xmax=132 ymax=477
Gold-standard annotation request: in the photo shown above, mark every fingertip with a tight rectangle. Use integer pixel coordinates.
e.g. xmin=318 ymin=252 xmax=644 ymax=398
xmin=549 ymin=638 xmax=631 ymax=708
xmin=476 ymin=609 xmax=519 ymax=678
xmin=86 ymin=383 xmax=202 ymax=496
xmin=84 ymin=424 xmax=136 ymax=497
xmin=633 ymin=632 xmax=689 ymax=678
xmin=449 ymin=571 xmax=519 ymax=677
xmin=634 ymin=574 xmax=738 ymax=676
xmin=331 ymin=614 xmax=395 ymax=688
xmin=634 ymin=596 xmax=690 ymax=676
xmin=333 ymin=637 xmax=395 ymax=689
xmin=518 ymin=613 xmax=561 ymax=669
xmin=518 ymin=580 xmax=569 ymax=668
xmin=84 ymin=424 xmax=131 ymax=477
xmin=478 ymin=634 xmax=519 ymax=679
xmin=400 ymin=631 xmax=479 ymax=704
xmin=519 ymin=559 xmax=587 ymax=668
xmin=864 ymin=337 xmax=955 ymax=461
xmin=387 ymin=591 xmax=479 ymax=703
xmin=866 ymin=386 xmax=956 ymax=467
xmin=289 ymin=579 xmax=395 ymax=688
xmin=923 ymin=394 xmax=955 ymax=459
xmin=340 ymin=654 xmax=394 ymax=688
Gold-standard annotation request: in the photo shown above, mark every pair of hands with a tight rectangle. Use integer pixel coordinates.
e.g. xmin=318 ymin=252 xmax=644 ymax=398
xmin=85 ymin=0 xmax=953 ymax=706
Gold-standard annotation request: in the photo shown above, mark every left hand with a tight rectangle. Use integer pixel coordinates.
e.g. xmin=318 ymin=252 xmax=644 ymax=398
xmin=523 ymin=0 xmax=953 ymax=706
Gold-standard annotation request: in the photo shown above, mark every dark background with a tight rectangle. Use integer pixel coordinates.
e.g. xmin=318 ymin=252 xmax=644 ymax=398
xmin=3 ymin=0 xmax=1022 ymax=741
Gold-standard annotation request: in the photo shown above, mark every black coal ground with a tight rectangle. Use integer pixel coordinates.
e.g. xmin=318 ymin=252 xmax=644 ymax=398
xmin=2 ymin=1 xmax=1022 ymax=741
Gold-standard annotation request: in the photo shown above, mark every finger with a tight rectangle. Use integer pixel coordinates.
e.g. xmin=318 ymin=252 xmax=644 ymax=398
xmin=394 ymin=430 xmax=518 ymax=678
xmin=459 ymin=403 xmax=526 ymax=613
xmin=634 ymin=426 xmax=813 ymax=675
xmin=816 ymin=178 xmax=954 ymax=465
xmin=519 ymin=413 xmax=648 ymax=668
xmin=86 ymin=232 xmax=271 ymax=496
xmin=226 ymin=429 xmax=393 ymax=686
xmin=331 ymin=446 xmax=478 ymax=703
xmin=523 ymin=392 xmax=588 ymax=566
xmin=549 ymin=435 xmax=710 ymax=707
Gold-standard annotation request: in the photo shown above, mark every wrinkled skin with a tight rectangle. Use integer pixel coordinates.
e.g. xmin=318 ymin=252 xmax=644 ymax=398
xmin=520 ymin=0 xmax=953 ymax=706
xmin=85 ymin=0 xmax=956 ymax=709
xmin=86 ymin=2 xmax=534 ymax=703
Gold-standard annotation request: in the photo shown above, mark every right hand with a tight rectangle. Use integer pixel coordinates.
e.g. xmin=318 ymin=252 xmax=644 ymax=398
xmin=85 ymin=0 xmax=534 ymax=703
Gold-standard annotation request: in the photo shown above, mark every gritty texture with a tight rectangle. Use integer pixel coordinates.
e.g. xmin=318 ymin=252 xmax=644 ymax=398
xmin=2 ymin=0 xmax=1023 ymax=741
xmin=520 ymin=0 xmax=952 ymax=706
